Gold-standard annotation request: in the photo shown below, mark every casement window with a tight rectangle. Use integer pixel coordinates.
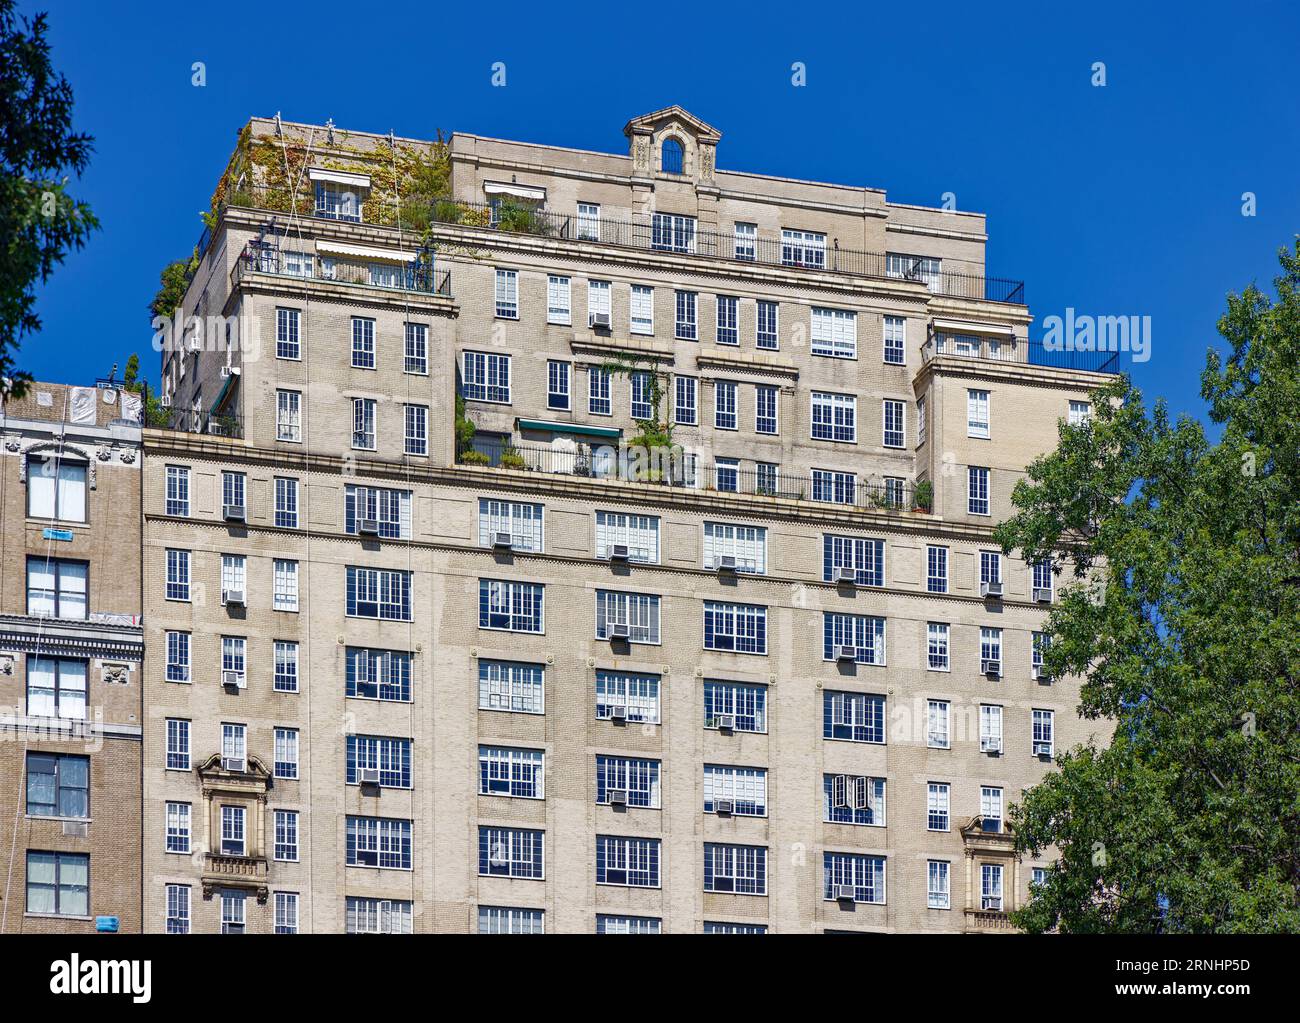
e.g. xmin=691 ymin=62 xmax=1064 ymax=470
xmin=165 ymin=549 xmax=191 ymax=601
xmin=220 ymin=554 xmax=246 ymax=606
xmin=346 ymin=897 xmax=413 ymax=934
xmin=823 ymin=690 xmax=885 ymax=743
xmin=273 ymin=559 xmax=299 ymax=612
xmin=26 ymin=753 xmax=89 ymax=818
xmin=588 ymin=366 xmax=611 ymax=415
xmin=404 ymin=404 xmax=428 ymax=455
xmin=479 ymin=907 xmax=545 ymax=934
xmin=346 ymin=647 xmax=412 ymax=703
xmin=823 ymin=613 xmax=887 ymax=665
xmin=346 ymin=485 xmax=414 ymax=539
xmin=883 ymin=315 xmax=906 ymax=364
xmin=704 ymin=522 xmax=766 ymax=574
xmin=275 ymin=389 xmax=301 ymax=442
xmin=822 ymin=535 xmax=884 ymax=586
xmin=165 ymin=885 xmax=191 ymax=934
xmin=595 ymin=670 xmax=660 ymax=723
xmin=811 ymin=307 xmax=857 ymax=358
xmin=274 ymin=641 xmax=299 ymax=693
xmin=1032 ymin=867 xmax=1050 ymax=890
xmin=704 ymin=764 xmax=767 ymax=817
xmin=1032 ymin=559 xmax=1054 ymax=599
xmin=478 ymin=498 xmax=543 ymax=552
xmin=755 ymin=385 xmax=778 ymax=435
xmin=630 ymin=284 xmax=654 ymax=334
xmin=673 ymin=375 xmax=697 ymax=425
xmin=403 ymin=322 xmax=427 ymax=374
xmin=314 ymin=181 xmax=360 ymax=221
xmin=883 ymin=399 xmax=906 ymax=448
xmin=703 ymin=921 xmax=767 ymax=934
xmin=704 ymin=680 xmax=766 ymax=733
xmin=545 ymin=274 xmax=572 ymax=325
xmin=222 ymin=471 xmax=246 ymax=514
xmin=576 ymin=202 xmax=600 ymax=241
xmin=981 ymin=863 xmax=1005 ymax=910
xmin=597 ymin=835 xmax=661 ymax=888
xmin=587 ymin=279 xmax=612 ymax=323
xmin=165 ymin=718 xmax=190 ymax=770
xmin=478 ymin=746 xmax=544 ymax=799
xmin=274 ymin=477 xmax=299 ymax=528
xmin=280 ymin=250 xmax=313 ymax=277
xmin=1033 ymin=632 xmax=1049 ymax=678
xmin=968 ymin=466 xmax=990 ymax=515
xmin=274 ymin=809 xmax=300 ymax=861
xmin=346 ymin=735 xmax=412 ymax=788
xmin=273 ymin=728 xmax=299 ymax=780
xmin=220 ymin=723 xmax=246 ymax=773
xmin=927 ymin=623 xmax=950 ymax=671
xmin=165 ymin=631 xmax=191 ymax=684
xmin=597 ymin=915 xmax=661 ymax=935
xmin=703 ymin=601 xmax=767 ymax=654
xmin=928 ymin=700 xmax=951 ymax=748
xmin=494 ymin=269 xmax=519 ymax=318
xmin=755 ymin=462 xmax=780 ymax=495
xmin=823 ymin=852 xmax=885 ymax=904
xmin=462 ymin=350 xmax=511 ymax=404
xmin=276 ymin=308 xmax=301 ymax=360
xmin=596 ymin=755 xmax=661 ymax=808
xmin=27 ymin=457 xmax=86 ymax=522
xmin=918 ymin=395 xmax=927 ymax=445
xmin=886 ymin=252 xmax=942 ymax=290
xmin=595 ymin=590 xmax=661 ymax=644
xmin=479 ymin=660 xmax=544 ymax=715
xmin=927 ymin=545 xmax=949 ymax=593
xmin=716 ymin=295 xmax=739 ymax=345
xmin=704 ymin=843 xmax=766 ymax=895
xmin=349 ymin=317 xmax=376 ymax=369
xmin=733 ymin=222 xmax=756 ymax=260
xmin=811 ymin=391 xmax=856 ymax=442
xmin=27 ymin=557 xmax=87 ymax=619
xmin=980 ymin=551 xmax=1002 ymax=587
xmin=824 ymin=773 xmax=885 ymax=827
xmin=754 ymin=303 xmax=780 ymax=353
xmin=980 ymin=704 xmax=1004 ymax=753
xmin=630 ymin=371 xmax=654 ymax=420
xmin=967 ymin=388 xmax=991 ymax=438
xmin=546 ymin=360 xmax=571 ymax=410
xmin=274 ymin=892 xmax=299 ymax=934
xmin=27 ymin=657 xmax=86 ymax=719
xmin=652 ymin=213 xmax=696 ymax=253
xmin=595 ymin=510 xmax=660 ymax=563
xmin=165 ymin=801 xmax=191 ymax=853
xmin=928 ymin=861 xmax=951 ymax=909
xmin=479 ymin=579 xmax=543 ymax=633
xmin=26 ymin=851 xmax=88 ymax=917
xmin=714 ymin=458 xmax=739 ymax=493
xmin=812 ymin=469 xmax=856 ymax=505
xmin=781 ymin=228 xmax=826 ymax=268
xmin=980 ymin=628 xmax=1003 ymax=672
xmin=1068 ymin=400 xmax=1092 ymax=426
xmin=478 ymin=827 xmax=544 ymax=879
xmin=1033 ymin=708 xmax=1055 ymax=756
xmin=221 ymin=636 xmax=247 ymax=689
xmin=220 ymin=804 xmax=246 ymax=856
xmin=675 ymin=290 xmax=698 ymax=339
xmin=347 ymin=566 xmax=412 ymax=621
xmin=165 ymin=465 xmax=190 ymax=516
xmin=351 ymin=397 xmax=376 ymax=449
xmin=927 ymin=782 xmax=950 ymax=831
xmin=346 ymin=816 xmax=411 ymax=869
xmin=981 ymin=787 xmax=1004 ymax=833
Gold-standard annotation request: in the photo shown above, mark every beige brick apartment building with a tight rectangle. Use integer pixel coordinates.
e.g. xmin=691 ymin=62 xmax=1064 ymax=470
xmin=0 ymin=382 xmax=143 ymax=933
xmin=144 ymin=106 xmax=1116 ymax=933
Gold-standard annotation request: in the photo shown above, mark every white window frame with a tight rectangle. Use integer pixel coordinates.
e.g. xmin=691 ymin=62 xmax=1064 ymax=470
xmin=811 ymin=307 xmax=857 ymax=358
xmin=703 ymin=522 xmax=766 ymax=574
xmin=595 ymin=511 xmax=659 ymax=563
xmin=967 ymin=388 xmax=991 ymax=439
xmin=546 ymin=275 xmax=571 ymax=325
xmin=495 ymin=268 xmax=518 ymax=319
xmin=630 ymin=284 xmax=654 ymax=335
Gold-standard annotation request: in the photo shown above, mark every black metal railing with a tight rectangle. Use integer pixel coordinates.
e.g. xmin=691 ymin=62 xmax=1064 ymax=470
xmin=156 ymin=408 xmax=244 ymax=438
xmin=232 ymin=241 xmax=452 ymax=296
xmin=922 ymin=334 xmax=1119 ymax=374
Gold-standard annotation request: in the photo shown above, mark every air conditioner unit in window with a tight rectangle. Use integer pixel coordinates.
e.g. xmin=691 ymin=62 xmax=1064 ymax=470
xmin=980 ymin=580 xmax=1003 ymax=598
xmin=221 ymin=670 xmax=243 ymax=689
xmin=835 ymin=885 xmax=856 ymax=901
xmin=589 ymin=311 xmax=611 ymax=330
xmin=62 ymin=820 xmax=88 ymax=838
xmin=982 ymin=738 xmax=1003 ymax=755
xmin=836 ymin=566 xmax=857 ymax=584
xmin=358 ymin=767 xmax=381 ymax=786
xmin=358 ymin=518 xmax=381 ymax=536
xmin=715 ymin=798 xmax=735 ymax=816
xmin=609 ymin=543 xmax=630 ymax=562
xmin=1032 ymin=666 xmax=1051 ymax=683
xmin=716 ymin=713 xmax=735 ymax=732
xmin=222 ymin=589 xmax=245 ymax=607
xmin=1033 ymin=587 xmax=1052 ymax=603
xmin=223 ymin=503 xmax=246 ymax=522
xmin=221 ymin=757 xmax=244 ymax=772
xmin=835 ymin=645 xmax=857 ymax=663
xmin=609 ymin=622 xmax=631 ymax=640
xmin=1034 ymin=742 xmax=1053 ymax=758
xmin=982 ymin=659 xmax=1002 ymax=677
xmin=491 ymin=530 xmax=513 ymax=550
xmin=608 ymin=704 xmax=627 ymax=721
xmin=717 ymin=554 xmax=737 ymax=574
xmin=608 ymin=789 xmax=628 ymax=806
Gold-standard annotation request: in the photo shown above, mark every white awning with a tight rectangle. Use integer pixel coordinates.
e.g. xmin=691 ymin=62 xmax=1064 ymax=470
xmin=316 ymin=240 xmax=416 ymax=263
xmin=308 ymin=167 xmax=371 ymax=189
xmin=932 ymin=318 xmax=1016 ymax=337
xmin=483 ymin=180 xmax=546 ymax=201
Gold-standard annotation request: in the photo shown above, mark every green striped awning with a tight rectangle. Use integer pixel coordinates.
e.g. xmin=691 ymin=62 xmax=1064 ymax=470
xmin=515 ymin=418 xmax=621 ymax=440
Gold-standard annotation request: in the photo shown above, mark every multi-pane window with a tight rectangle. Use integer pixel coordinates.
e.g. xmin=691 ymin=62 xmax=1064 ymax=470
xmin=714 ymin=381 xmax=737 ymax=430
xmin=756 ymin=462 xmax=779 ymax=496
xmin=781 ymin=228 xmax=826 ymax=268
xmin=811 ymin=391 xmax=856 ymax=442
xmin=703 ymin=765 xmax=767 ymax=816
xmin=274 ymin=809 xmax=299 ymax=861
xmin=1032 ymin=867 xmax=1050 ymax=890
xmin=478 ymin=906 xmax=544 ymax=934
xmin=822 ymin=535 xmax=883 ymax=586
xmin=630 ymin=372 xmax=653 ymax=420
xmin=824 ymin=852 xmax=885 ymax=904
xmin=346 ymin=647 xmax=412 ymax=702
xmin=968 ymin=466 xmax=990 ymax=515
xmin=547 ymin=360 xmax=571 ymax=410
xmin=404 ymin=322 xmax=427 ymax=373
xmin=345 ymin=484 xmax=413 ymax=540
xmin=822 ymin=613 xmax=886 ymax=665
xmin=980 ymin=550 xmax=1002 ymax=588
xmin=26 ymin=657 xmax=86 ymax=719
xmin=886 ymin=252 xmax=942 ymax=289
xmin=703 ymin=601 xmax=767 ymax=654
xmin=273 ymin=727 xmax=299 ymax=779
xmin=595 ymin=511 xmax=659 ymax=563
xmin=351 ymin=397 xmax=376 ymax=449
xmin=166 ymin=718 xmax=190 ymax=770
xmin=27 ymin=557 xmax=87 ymax=619
xmin=597 ymin=915 xmax=661 ymax=935
xmin=928 ymin=861 xmax=951 ymax=909
xmin=494 ymin=268 xmax=518 ymax=318
xmin=703 ymin=843 xmax=766 ymax=895
xmin=756 ymin=299 xmax=779 ymax=349
xmin=927 ymin=700 xmax=951 ymax=748
xmin=166 ymin=884 xmax=190 ymax=933
xmin=574 ymin=201 xmax=600 ymax=240
xmin=652 ymin=213 xmax=696 ymax=253
xmin=823 ymin=690 xmax=885 ymax=743
xmin=630 ymin=284 xmax=654 ymax=334
xmin=27 ymin=457 xmax=87 ymax=521
xmin=755 ymin=385 xmax=778 ymax=434
xmin=346 ymin=897 xmax=413 ymax=934
xmin=220 ymin=554 xmax=246 ymax=605
xmin=704 ymin=680 xmax=766 ymax=733
xmin=918 ymin=395 xmax=927 ymax=445
xmin=588 ymin=366 xmax=611 ymax=415
xmin=587 ymin=279 xmax=611 ymax=323
xmin=595 ymin=590 xmax=661 ymax=644
xmin=479 ymin=579 xmax=543 ymax=633
xmin=546 ymin=274 xmax=572 ymax=325
xmin=967 ymin=388 xmax=991 ymax=438
xmin=674 ymin=375 xmax=697 ymax=425
xmin=347 ymin=566 xmax=412 ymax=621
xmin=274 ymin=892 xmax=298 ymax=934
xmin=927 ymin=782 xmax=950 ymax=831
xmin=479 ymin=746 xmax=544 ymax=799
xmin=479 ymin=660 xmax=544 ymax=715
xmin=811 ymin=307 xmax=856 ymax=358
xmin=346 ymin=816 xmax=412 ymax=869
xmin=275 ymin=389 xmax=301 ymax=442
xmin=596 ymin=835 xmax=660 ymax=888
xmin=478 ymin=498 xmax=543 ymax=552
xmin=733 ymin=222 xmax=756 ymax=260
xmin=463 ymin=350 xmax=511 ymax=403
xmin=812 ymin=469 xmax=856 ymax=505
xmin=1068 ymin=400 xmax=1091 ymax=426
xmin=1033 ymin=708 xmax=1055 ymax=756
xmin=165 ymin=465 xmax=190 ymax=516
xmin=274 ymin=641 xmax=299 ymax=693
xmin=220 ymin=804 xmax=246 ymax=855
xmin=1033 ymin=632 xmax=1049 ymax=679
xmin=980 ymin=704 xmax=1004 ymax=753
xmin=981 ymin=863 xmax=1005 ymax=910
xmin=165 ymin=801 xmax=191 ymax=853
xmin=927 ymin=623 xmax=950 ymax=671
xmin=26 ymin=753 xmax=89 ymax=818
xmin=478 ymin=827 xmax=544 ymax=879
xmin=823 ymin=774 xmax=885 ymax=826
xmin=273 ymin=559 xmax=298 ymax=612
xmin=404 ymin=404 xmax=428 ymax=456
xmin=675 ymin=290 xmax=698 ymax=339
xmin=165 ymin=549 xmax=190 ymax=601
xmin=926 ymin=545 xmax=949 ymax=593
xmin=220 ymin=722 xmax=246 ymax=773
xmin=350 ymin=317 xmax=376 ymax=369
xmin=715 ymin=458 xmax=739 ymax=492
xmin=277 ymin=308 xmax=301 ymax=360
xmin=883 ymin=399 xmax=906 ymax=448
xmin=221 ymin=636 xmax=247 ymax=689
xmin=981 ymin=787 xmax=1004 ymax=833
xmin=1032 ymin=559 xmax=1054 ymax=600
xmin=704 ymin=921 xmax=767 ymax=934
xmin=222 ymin=471 xmax=246 ymax=514
xmin=596 ymin=756 xmax=661 ymax=808
xmin=26 ymin=851 xmax=88 ymax=917
xmin=274 ymin=477 xmax=298 ymax=528
xmin=883 ymin=315 xmax=905 ymax=364
xmin=346 ymin=735 xmax=412 ymax=788
xmin=595 ymin=670 xmax=660 ymax=723
xmin=703 ymin=522 xmax=766 ymax=574
xmin=716 ymin=295 xmax=739 ymax=345
xmin=980 ymin=627 xmax=1003 ymax=673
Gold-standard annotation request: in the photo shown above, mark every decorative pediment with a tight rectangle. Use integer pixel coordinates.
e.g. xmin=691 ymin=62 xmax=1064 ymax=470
xmin=623 ymin=106 xmax=720 ymax=182
xmin=623 ymin=105 xmax=721 ymax=144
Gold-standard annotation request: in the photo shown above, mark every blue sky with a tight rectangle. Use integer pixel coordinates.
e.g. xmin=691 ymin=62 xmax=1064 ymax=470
xmin=24 ymin=0 xmax=1299 ymax=422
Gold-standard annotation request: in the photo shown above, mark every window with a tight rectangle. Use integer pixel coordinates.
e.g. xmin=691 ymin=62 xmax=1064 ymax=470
xmin=219 ymin=724 xmax=246 ymax=774
xmin=967 ymin=389 xmax=990 ymax=438
xmin=981 ymin=863 xmax=1004 ymax=910
xmin=704 ymin=765 xmax=767 ymax=816
xmin=704 ymin=680 xmax=766 ymax=732
xmin=756 ymin=300 xmax=779 ymax=349
xmin=26 ymin=753 xmax=88 ymax=818
xmin=272 ymin=809 xmax=299 ymax=861
xmin=479 ymin=579 xmax=543 ymax=633
xmin=401 ymin=322 xmax=427 ymax=374
xmin=883 ymin=399 xmax=906 ymax=448
xmin=704 ymin=843 xmax=766 ymax=895
xmin=220 ymin=804 xmax=246 ymax=856
xmin=222 ymin=471 xmax=246 ymax=514
xmin=346 ymin=735 xmax=412 ymax=788
xmin=714 ymin=458 xmax=739 ymax=493
xmin=595 ymin=670 xmax=660 ymax=723
xmin=1032 ymin=867 xmax=1050 ymax=890
xmin=823 ymin=613 xmax=886 ymax=665
xmin=166 ymin=718 xmax=190 ymax=770
xmin=703 ymin=601 xmax=767 ymax=654
xmin=351 ymin=397 xmax=376 ymax=449
xmin=347 ymin=317 xmax=376 ymax=370
xmin=595 ymin=510 xmax=659 ymax=563
xmin=755 ymin=385 xmax=778 ymax=435
xmin=630 ymin=284 xmax=654 ymax=334
xmin=1068 ymin=400 xmax=1091 ymax=426
xmin=596 ymin=756 xmax=661 ymax=808
xmin=165 ymin=465 xmax=190 ymax=516
xmin=494 ymin=268 xmax=518 ymax=318
xmin=822 ymin=535 xmax=884 ymax=586
xmin=1032 ymin=559 xmax=1054 ymax=600
xmin=652 ymin=213 xmax=695 ymax=254
xmin=26 ymin=851 xmax=88 ymax=916
xmin=927 ymin=782 xmax=950 ymax=831
xmin=217 ymin=889 xmax=246 ymax=934
xmin=274 ymin=892 xmax=298 ymax=934
xmin=660 ymin=139 xmax=685 ymax=175
xmin=675 ymin=290 xmax=697 ymax=339
xmin=1033 ymin=708 xmax=1055 ymax=756
xmin=479 ymin=746 xmax=544 ymax=799
xmin=733 ymin=222 xmax=756 ymax=260
xmin=597 ymin=835 xmax=660 ymax=888
xmin=479 ymin=498 xmax=543 ymax=553
xmin=980 ymin=551 xmax=1002 ymax=587
xmin=219 ymin=554 xmax=245 ymax=606
xmin=703 ymin=522 xmax=766 ymax=574
xmin=812 ymin=469 xmax=856 ymax=505
xmin=756 ymin=462 xmax=780 ymax=496
xmin=595 ymin=590 xmax=661 ymax=644
xmin=980 ymin=627 xmax=1003 ymax=672
xmin=346 ymin=897 xmax=413 ymax=934
xmin=162 ymin=631 xmax=190 ymax=684
xmin=27 ymin=457 xmax=86 ymax=521
xmin=576 ymin=202 xmax=600 ymax=241
xmin=811 ymin=307 xmax=856 ymax=358
xmin=315 ymin=181 xmax=360 ymax=221
xmin=811 ymin=391 xmax=856 ymax=442
xmin=271 ymin=559 xmax=298 ymax=612
xmin=463 ymin=350 xmax=511 ymax=403
xmin=27 ymin=558 xmax=87 ymax=619
xmin=479 ymin=660 xmax=544 ymax=715
xmin=274 ymin=641 xmax=299 ymax=693
xmin=274 ymin=477 xmax=298 ymax=528
xmin=404 ymin=404 xmax=428 ymax=456
xmin=981 ymin=787 xmax=1004 ymax=833
xmin=276 ymin=307 xmax=300 ymax=360
xmin=1033 ymin=632 xmax=1049 ymax=678
xmin=716 ymin=295 xmax=738 ymax=345
xmin=479 ymin=906 xmax=545 ymax=934
xmin=823 ymin=774 xmax=885 ymax=826
xmin=928 ymin=861 xmax=951 ymax=909
xmin=968 ymin=466 xmax=990 ymax=515
xmin=221 ymin=636 xmax=247 ymax=689
xmin=166 ymin=885 xmax=191 ymax=934
xmin=886 ymin=252 xmax=942 ymax=290
xmin=883 ymin=315 xmax=905 ymax=364
xmin=703 ymin=921 xmax=767 ymax=934
xmin=347 ymin=566 xmax=412 ymax=621
xmin=927 ymin=623 xmax=950 ymax=671
xmin=927 ymin=545 xmax=949 ymax=593
xmin=587 ymin=279 xmax=611 ymax=323
xmin=275 ymin=389 xmax=301 ymax=442
xmin=346 ymin=647 xmax=412 ymax=703
xmin=674 ymin=376 xmax=697 ymax=425
xmin=630 ymin=372 xmax=653 ymax=420
xmin=478 ymin=827 xmax=544 ymax=879
xmin=928 ymin=699 xmax=951 ymax=748
xmin=823 ymin=852 xmax=885 ymax=904
xmin=980 ymin=704 xmax=1004 ymax=753
xmin=346 ymin=484 xmax=413 ymax=540
xmin=346 ymin=815 xmax=411 ymax=869
xmin=546 ymin=361 xmax=571 ymax=411
xmin=273 ymin=728 xmax=299 ymax=780
xmin=542 ymin=274 xmax=571 ymax=326
xmin=782 ymin=228 xmax=826 ymax=268
xmin=597 ymin=915 xmax=660 ymax=935
xmin=27 ymin=657 xmax=86 ymax=719
xmin=588 ymin=366 xmax=611 ymax=415
xmin=918 ymin=395 xmax=927 ymax=445
xmin=823 ymin=690 xmax=885 ymax=743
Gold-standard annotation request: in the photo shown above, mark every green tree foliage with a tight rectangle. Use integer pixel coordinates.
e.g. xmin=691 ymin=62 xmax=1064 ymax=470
xmin=994 ymin=241 xmax=1300 ymax=933
xmin=149 ymin=250 xmax=198 ymax=321
xmin=0 ymin=0 xmax=98 ymax=398
xmin=121 ymin=352 xmax=168 ymax=427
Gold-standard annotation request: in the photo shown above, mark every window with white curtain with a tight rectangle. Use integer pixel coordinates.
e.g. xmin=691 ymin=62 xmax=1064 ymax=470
xmin=26 ymin=558 xmax=87 ymax=619
xmin=630 ymin=285 xmax=654 ymax=334
xmin=595 ymin=511 xmax=659 ymax=562
xmin=26 ymin=658 xmax=86 ymax=719
xmin=980 ymin=704 xmax=1003 ymax=753
xmin=27 ymin=458 xmax=86 ymax=521
xmin=345 ymin=485 xmax=413 ymax=539
xmin=546 ymin=275 xmax=571 ymax=325
xmin=703 ymin=522 xmax=767 ymax=574
xmin=478 ymin=498 xmax=543 ymax=552
xmin=595 ymin=670 xmax=660 ymax=723
xmin=703 ymin=765 xmax=767 ymax=816
xmin=967 ymin=389 xmax=990 ymax=438
xmin=596 ymin=755 xmax=661 ymax=807
xmin=595 ymin=590 xmax=660 ymax=644
xmin=273 ymin=559 xmax=298 ymax=611
xmin=811 ymin=307 xmax=856 ymax=358
xmin=478 ymin=660 xmax=544 ymax=715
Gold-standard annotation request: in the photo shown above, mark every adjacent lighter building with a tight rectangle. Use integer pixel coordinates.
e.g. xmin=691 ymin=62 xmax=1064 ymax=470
xmin=0 ymin=382 xmax=143 ymax=933
xmin=144 ymin=107 xmax=1116 ymax=933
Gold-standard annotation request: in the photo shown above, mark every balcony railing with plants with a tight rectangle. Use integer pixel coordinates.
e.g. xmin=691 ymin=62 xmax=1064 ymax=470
xmin=231 ymin=241 xmax=452 ymax=296
xmin=922 ymin=334 xmax=1119 ymax=374
xmin=154 ymin=408 xmax=244 ymax=439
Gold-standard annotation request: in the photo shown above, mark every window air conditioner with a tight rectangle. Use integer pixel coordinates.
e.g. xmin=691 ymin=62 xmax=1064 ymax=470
xmin=491 ymin=530 xmax=513 ymax=550
xmin=610 ymin=622 xmax=631 ymax=640
xmin=222 ymin=589 xmax=245 ymax=607
xmin=221 ymin=670 xmax=244 ymax=689
xmin=1032 ymin=587 xmax=1052 ymax=603
xmin=716 ymin=713 xmax=735 ymax=732
xmin=982 ymin=737 xmax=1003 ymax=755
xmin=608 ymin=789 xmax=628 ymax=806
xmin=609 ymin=543 xmax=630 ymax=562
xmin=358 ymin=767 xmax=381 ymax=786
xmin=835 ymin=885 xmax=856 ymax=901
xmin=1034 ymin=742 xmax=1053 ymax=758
xmin=589 ymin=311 xmax=611 ymax=330
xmin=221 ymin=757 xmax=244 ymax=772
xmin=836 ymin=566 xmax=857 ymax=584
xmin=835 ymin=645 xmax=857 ymax=663
xmin=980 ymin=580 xmax=1003 ymax=598
xmin=1032 ymin=666 xmax=1051 ymax=683
xmin=982 ymin=659 xmax=1002 ymax=677
xmin=223 ymin=504 xmax=246 ymax=522
xmin=358 ymin=518 xmax=381 ymax=536
xmin=715 ymin=799 xmax=735 ymax=816
xmin=717 ymin=555 xmax=737 ymax=573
